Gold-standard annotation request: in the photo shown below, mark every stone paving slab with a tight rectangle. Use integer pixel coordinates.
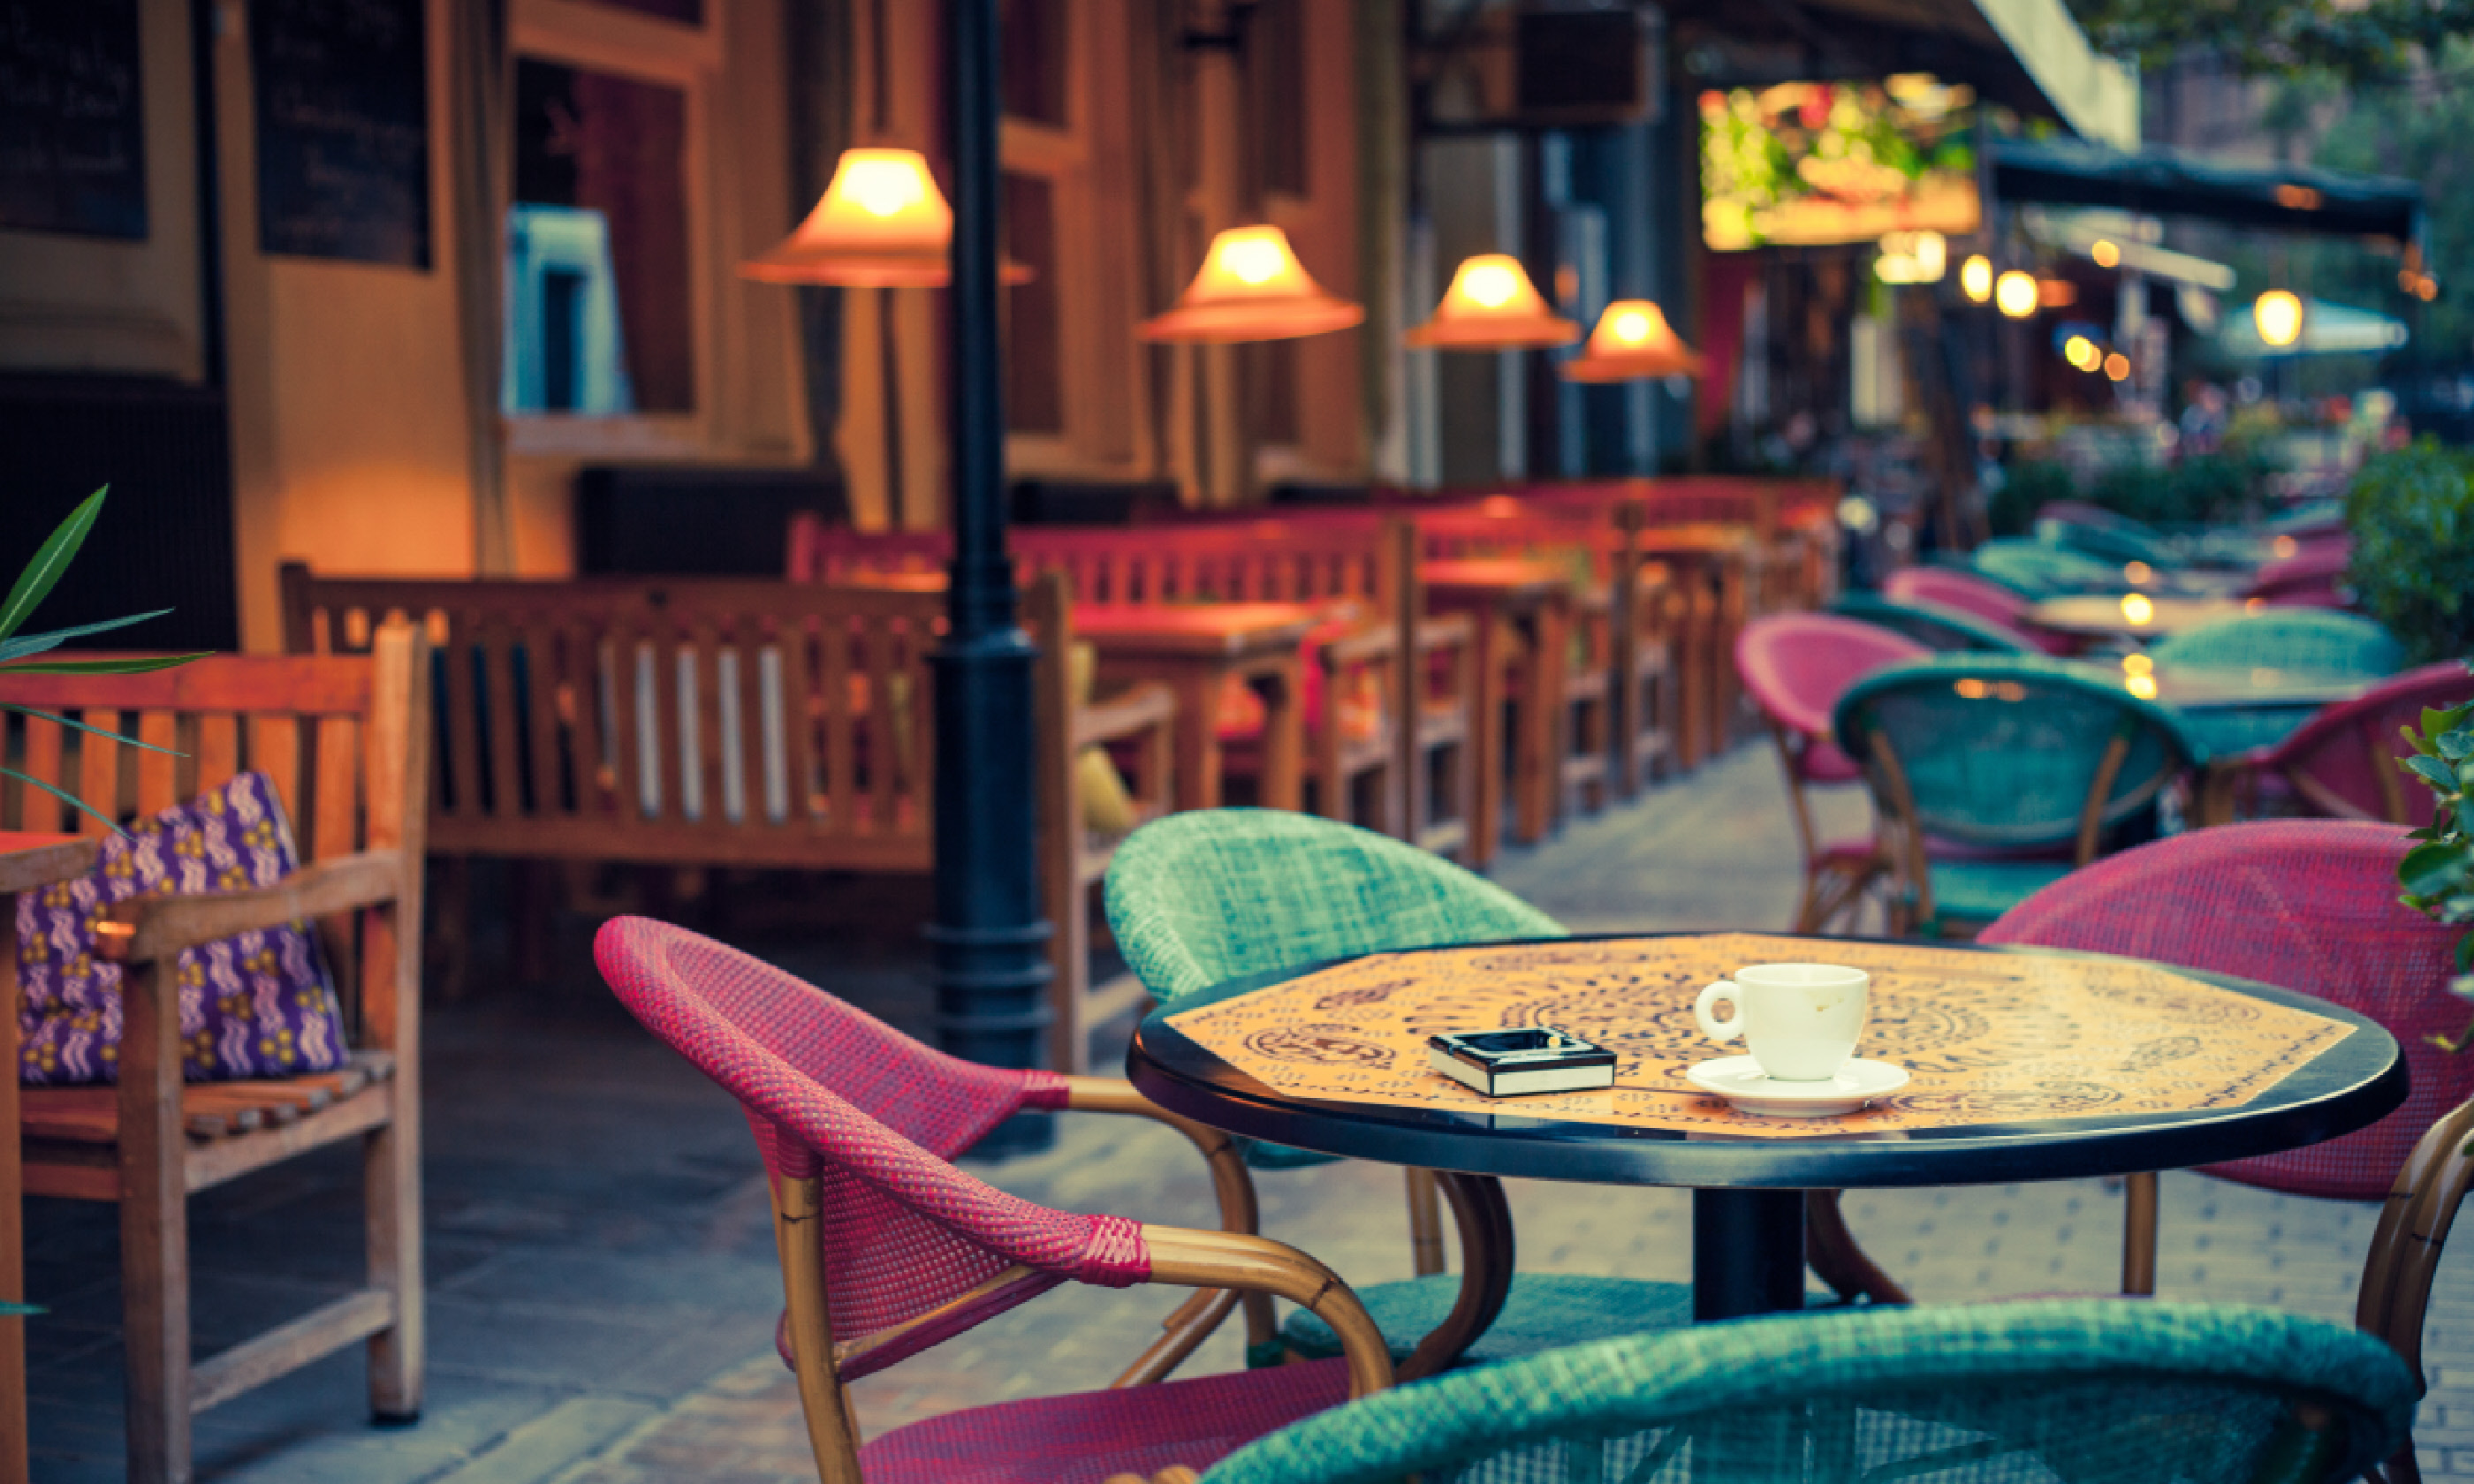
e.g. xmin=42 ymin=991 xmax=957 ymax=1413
xmin=21 ymin=746 xmax=2470 ymax=1480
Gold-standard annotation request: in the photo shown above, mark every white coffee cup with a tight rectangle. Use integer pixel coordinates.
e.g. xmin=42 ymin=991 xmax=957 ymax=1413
xmin=1693 ymin=964 xmax=1870 ymax=1081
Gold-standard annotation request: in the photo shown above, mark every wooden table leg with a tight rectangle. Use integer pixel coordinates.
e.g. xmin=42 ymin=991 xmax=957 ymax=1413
xmin=1251 ymin=656 xmax=1304 ymax=813
xmin=1172 ymin=670 xmax=1223 ymax=811
xmin=1511 ymin=605 xmax=1559 ymax=845
xmin=1397 ymin=1171 xmax=1514 ymax=1382
xmin=0 ymin=893 xmax=25 ymax=1484
xmin=1467 ymin=613 xmax=1506 ymax=868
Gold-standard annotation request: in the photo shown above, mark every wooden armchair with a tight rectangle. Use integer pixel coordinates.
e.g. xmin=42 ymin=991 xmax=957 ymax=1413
xmin=4 ymin=626 xmax=429 ymax=1483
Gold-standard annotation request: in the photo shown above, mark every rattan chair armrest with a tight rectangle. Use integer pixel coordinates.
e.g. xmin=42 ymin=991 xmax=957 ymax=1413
xmin=1141 ymin=1224 xmax=1395 ymax=1397
xmin=1059 ymin=1075 xmax=1276 ymax=1381
xmin=95 ymin=850 xmax=406 ymax=964
xmin=1080 ymin=683 xmax=1178 ymax=747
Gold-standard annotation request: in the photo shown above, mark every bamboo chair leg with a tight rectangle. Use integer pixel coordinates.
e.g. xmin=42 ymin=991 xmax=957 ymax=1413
xmin=366 ymin=1109 xmax=425 ymax=1420
xmin=2121 ymin=1170 xmax=2159 ymax=1296
xmin=1404 ymin=1168 xmax=1446 ymax=1278
xmin=1802 ymin=1191 xmax=1909 ymax=1306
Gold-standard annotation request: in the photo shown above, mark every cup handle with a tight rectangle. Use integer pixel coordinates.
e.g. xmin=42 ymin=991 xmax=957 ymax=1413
xmin=1695 ymin=980 xmax=1744 ymax=1044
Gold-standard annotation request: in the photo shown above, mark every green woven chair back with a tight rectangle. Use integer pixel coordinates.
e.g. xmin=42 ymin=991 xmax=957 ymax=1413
xmin=2147 ymin=610 xmax=2406 ymax=678
xmin=1104 ymin=808 xmax=1565 ymax=1002
xmin=1202 ymin=1301 xmax=2417 ymax=1484
xmin=1829 ymin=594 xmax=2036 ymax=654
xmin=1968 ymin=540 xmax=2126 ymax=597
xmin=2034 ymin=516 xmax=2180 ymax=571
xmin=1831 ymin=656 xmax=2205 ymax=851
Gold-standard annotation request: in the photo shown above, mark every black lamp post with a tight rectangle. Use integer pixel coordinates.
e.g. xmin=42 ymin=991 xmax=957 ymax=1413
xmin=930 ymin=0 xmax=1052 ymax=1153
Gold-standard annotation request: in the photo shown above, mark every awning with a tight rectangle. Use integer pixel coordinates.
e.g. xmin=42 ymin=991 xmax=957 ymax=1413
xmin=1988 ymin=136 xmax=2425 ymax=242
xmin=2219 ymin=298 xmax=2411 ymax=359
xmin=1669 ymin=0 xmax=2137 ymax=146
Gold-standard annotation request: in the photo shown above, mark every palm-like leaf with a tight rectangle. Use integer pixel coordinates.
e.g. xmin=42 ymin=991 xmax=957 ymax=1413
xmin=0 ymin=487 xmax=106 ymax=643
xmin=0 ymin=610 xmax=175 ymax=661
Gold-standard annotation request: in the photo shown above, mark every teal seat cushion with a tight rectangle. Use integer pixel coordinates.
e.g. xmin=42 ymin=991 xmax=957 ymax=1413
xmin=1281 ymin=1274 xmax=1863 ymax=1368
xmin=1926 ymin=859 xmax=2075 ymax=930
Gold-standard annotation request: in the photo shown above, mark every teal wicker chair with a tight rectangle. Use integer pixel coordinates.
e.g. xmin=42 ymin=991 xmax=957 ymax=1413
xmin=2147 ymin=609 xmax=2406 ymax=678
xmin=1200 ymin=1301 xmax=2418 ymax=1484
xmin=1830 ymin=656 xmax=2207 ymax=938
xmin=1967 ymin=539 xmax=2128 ymax=598
xmin=1829 ymin=594 xmax=2038 ymax=655
xmin=1104 ymin=810 xmax=1897 ymax=1373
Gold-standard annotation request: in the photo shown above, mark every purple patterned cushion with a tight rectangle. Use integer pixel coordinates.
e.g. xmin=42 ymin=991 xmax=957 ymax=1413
xmin=17 ymin=771 xmax=350 ymax=1085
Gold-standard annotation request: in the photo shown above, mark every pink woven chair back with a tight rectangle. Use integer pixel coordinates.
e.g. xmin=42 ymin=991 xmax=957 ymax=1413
xmin=1981 ymin=821 xmax=2467 ymax=1201
xmin=1736 ymin=614 xmax=1928 ymax=740
xmin=2243 ymin=546 xmax=2351 ymax=606
xmin=594 ymin=917 xmax=1140 ymax=1377
xmin=2265 ymin=662 xmax=2474 ymax=829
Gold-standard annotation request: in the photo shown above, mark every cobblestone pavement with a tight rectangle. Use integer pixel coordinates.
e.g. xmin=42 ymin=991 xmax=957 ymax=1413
xmin=25 ymin=746 xmax=2474 ymax=1480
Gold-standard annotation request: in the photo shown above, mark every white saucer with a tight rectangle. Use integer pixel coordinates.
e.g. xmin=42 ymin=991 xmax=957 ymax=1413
xmin=1684 ymin=1056 xmax=1909 ymax=1117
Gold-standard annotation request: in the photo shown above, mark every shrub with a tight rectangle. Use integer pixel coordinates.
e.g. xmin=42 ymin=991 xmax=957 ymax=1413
xmin=2088 ymin=462 xmax=2168 ymax=526
xmin=1988 ymin=459 xmax=2075 ymax=537
xmin=2347 ymin=441 xmax=2474 ymax=665
xmin=2164 ymin=453 xmax=2254 ymax=526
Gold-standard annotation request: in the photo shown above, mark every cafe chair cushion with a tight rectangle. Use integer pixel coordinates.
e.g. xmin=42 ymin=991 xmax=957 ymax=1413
xmin=1203 ymin=1301 xmax=2417 ymax=1484
xmin=17 ymin=770 xmax=350 ymax=1085
xmin=1983 ymin=820 xmax=2472 ymax=1202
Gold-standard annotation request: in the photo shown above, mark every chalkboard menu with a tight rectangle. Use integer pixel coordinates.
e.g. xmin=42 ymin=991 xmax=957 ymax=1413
xmin=251 ymin=0 xmax=430 ymax=268
xmin=0 ymin=0 xmax=148 ymax=239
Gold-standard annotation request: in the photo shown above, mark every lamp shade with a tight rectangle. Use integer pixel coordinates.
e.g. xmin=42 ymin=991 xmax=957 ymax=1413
xmin=1560 ymin=299 xmax=1703 ymax=382
xmin=740 ymin=148 xmax=1031 ymax=288
xmin=1405 ymin=254 xmax=1579 ymax=350
xmin=1139 ymin=225 xmax=1363 ymax=344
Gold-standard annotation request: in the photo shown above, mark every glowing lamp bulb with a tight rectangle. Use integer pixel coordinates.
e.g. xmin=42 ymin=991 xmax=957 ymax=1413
xmin=2063 ymin=336 xmax=2098 ymax=371
xmin=1611 ymin=309 xmax=1651 ymax=344
xmin=1960 ymin=255 xmax=1994 ymax=303
xmin=2254 ymin=290 xmax=2305 ymax=349
xmin=2091 ymin=239 xmax=2121 ymax=269
xmin=2121 ymin=653 xmax=2153 ymax=677
xmin=1461 ymin=261 xmax=1522 ymax=309
xmin=2121 ymin=594 xmax=2155 ymax=625
xmin=843 ymin=156 xmax=929 ymax=217
xmin=2124 ymin=560 xmax=2153 ymax=585
xmin=1995 ymin=270 xmax=2039 ymax=319
xmin=2127 ymin=673 xmax=2158 ymax=700
xmin=1216 ymin=233 xmax=1288 ymax=285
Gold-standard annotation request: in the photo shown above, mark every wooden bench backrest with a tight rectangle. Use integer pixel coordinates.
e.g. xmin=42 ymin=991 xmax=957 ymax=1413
xmin=0 ymin=630 xmax=429 ymax=1045
xmin=281 ymin=567 xmax=977 ymax=872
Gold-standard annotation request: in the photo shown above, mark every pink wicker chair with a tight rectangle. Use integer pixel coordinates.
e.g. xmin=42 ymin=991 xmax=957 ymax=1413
xmin=1980 ymin=822 xmax=2470 ymax=1297
xmin=2243 ymin=544 xmax=2352 ymax=609
xmin=593 ymin=917 xmax=1392 ymax=1484
xmin=1881 ymin=567 xmax=2072 ymax=655
xmin=2198 ymin=662 xmax=2474 ymax=829
xmin=1736 ymin=614 xmax=1929 ymax=932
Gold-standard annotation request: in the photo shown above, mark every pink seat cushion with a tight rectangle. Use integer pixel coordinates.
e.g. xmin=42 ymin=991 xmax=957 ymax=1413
xmin=1802 ymin=738 xmax=1863 ymax=783
xmin=857 ymin=1356 xmax=1353 ymax=1484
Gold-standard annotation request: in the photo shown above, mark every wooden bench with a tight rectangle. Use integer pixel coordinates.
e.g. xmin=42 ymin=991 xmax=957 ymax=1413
xmin=3 ymin=632 xmax=429 ymax=1483
xmin=788 ymin=514 xmax=1485 ymax=864
xmin=280 ymin=566 xmax=1170 ymax=1074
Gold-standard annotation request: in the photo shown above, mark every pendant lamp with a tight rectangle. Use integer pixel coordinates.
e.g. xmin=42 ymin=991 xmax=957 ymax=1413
xmin=1405 ymin=254 xmax=1578 ymax=350
xmin=740 ymin=147 xmax=1029 ymax=287
xmin=1560 ymin=299 xmax=1703 ymax=382
xmin=1140 ymin=224 xmax=1363 ymax=343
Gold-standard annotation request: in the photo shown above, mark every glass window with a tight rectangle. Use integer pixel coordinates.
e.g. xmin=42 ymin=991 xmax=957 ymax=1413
xmin=1001 ymin=172 xmax=1063 ymax=434
xmin=505 ymin=57 xmax=693 ymax=414
xmin=998 ymin=0 xmax=1068 ymax=126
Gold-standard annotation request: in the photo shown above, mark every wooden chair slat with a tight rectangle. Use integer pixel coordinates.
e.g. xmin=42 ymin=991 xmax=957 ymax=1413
xmin=437 ymin=609 xmax=483 ymax=822
xmin=19 ymin=712 xmax=65 ymax=833
xmin=134 ymin=712 xmax=178 ymax=818
xmin=78 ymin=708 xmax=120 ymax=837
xmin=606 ymin=622 xmax=649 ymax=826
xmin=818 ymin=608 xmax=854 ymax=834
xmin=195 ymin=714 xmax=241 ymax=797
xmin=479 ymin=615 xmax=526 ymax=823
xmin=312 ymin=716 xmax=360 ymax=867
xmin=734 ymin=611 xmax=772 ymax=829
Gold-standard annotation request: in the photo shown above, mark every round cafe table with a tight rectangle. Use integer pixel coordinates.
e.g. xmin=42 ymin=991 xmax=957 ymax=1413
xmin=1127 ymin=933 xmax=2403 ymax=1369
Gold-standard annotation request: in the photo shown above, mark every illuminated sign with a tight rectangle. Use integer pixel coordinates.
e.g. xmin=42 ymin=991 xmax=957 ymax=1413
xmin=1701 ymin=75 xmax=1980 ymax=251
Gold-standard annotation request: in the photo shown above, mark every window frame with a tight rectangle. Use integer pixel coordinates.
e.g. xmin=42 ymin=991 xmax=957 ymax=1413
xmin=504 ymin=0 xmax=719 ymax=458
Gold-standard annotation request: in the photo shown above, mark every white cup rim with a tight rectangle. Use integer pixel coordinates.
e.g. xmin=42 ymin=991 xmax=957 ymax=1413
xmin=1731 ymin=963 xmax=1867 ymax=988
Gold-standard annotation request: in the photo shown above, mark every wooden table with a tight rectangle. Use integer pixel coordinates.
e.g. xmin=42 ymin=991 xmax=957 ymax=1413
xmin=1 ymin=830 xmax=98 ymax=1484
xmin=833 ymin=570 xmax=1321 ymax=814
xmin=1422 ymin=559 xmax=1574 ymax=866
xmin=1076 ymin=603 xmax=1318 ymax=814
xmin=1130 ymin=932 xmax=2405 ymax=1372
xmin=2024 ymin=594 xmax=2252 ymax=647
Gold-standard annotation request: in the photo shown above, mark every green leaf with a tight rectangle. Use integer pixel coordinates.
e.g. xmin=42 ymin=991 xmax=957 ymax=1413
xmin=2409 ymin=721 xmax=2440 ymax=757
xmin=0 ymin=705 xmax=182 ymax=755
xmin=0 ymin=1301 xmax=40 ymax=1316
xmin=2406 ymin=754 xmax=2460 ymax=791
xmin=0 ymin=652 xmax=208 ymax=677
xmin=0 ymin=609 xmax=175 ymax=661
xmin=0 ymin=487 xmax=106 ymax=643
xmin=2401 ymin=842 xmax=2470 ymax=897
xmin=0 ymin=765 xmax=123 ymax=835
xmin=2443 ymin=731 xmax=2473 ymax=761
